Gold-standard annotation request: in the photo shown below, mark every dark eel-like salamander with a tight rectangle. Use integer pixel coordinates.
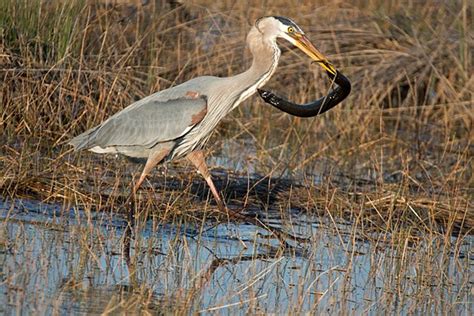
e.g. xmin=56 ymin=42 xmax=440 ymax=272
xmin=258 ymin=70 xmax=351 ymax=117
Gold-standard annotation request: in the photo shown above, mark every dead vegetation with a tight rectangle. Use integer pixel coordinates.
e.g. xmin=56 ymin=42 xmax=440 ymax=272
xmin=0 ymin=0 xmax=473 ymax=313
xmin=1 ymin=0 xmax=472 ymax=235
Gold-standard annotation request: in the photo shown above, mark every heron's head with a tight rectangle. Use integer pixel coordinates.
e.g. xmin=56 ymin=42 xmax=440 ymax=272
xmin=255 ymin=16 xmax=336 ymax=75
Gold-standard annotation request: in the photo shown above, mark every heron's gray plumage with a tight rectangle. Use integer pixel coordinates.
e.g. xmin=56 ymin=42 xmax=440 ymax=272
xmin=70 ymin=17 xmax=283 ymax=161
xmin=69 ymin=16 xmax=334 ymax=222
xmin=91 ymin=96 xmax=206 ymax=147
xmin=171 ymin=37 xmax=280 ymax=158
xmin=69 ymin=91 xmax=207 ymax=156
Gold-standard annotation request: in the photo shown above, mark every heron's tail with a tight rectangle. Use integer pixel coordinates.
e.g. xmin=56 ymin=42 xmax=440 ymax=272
xmin=68 ymin=126 xmax=100 ymax=151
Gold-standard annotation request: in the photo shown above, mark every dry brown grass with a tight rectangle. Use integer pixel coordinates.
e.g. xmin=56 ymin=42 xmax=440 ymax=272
xmin=0 ymin=2 xmax=472 ymax=313
xmin=1 ymin=0 xmax=472 ymax=235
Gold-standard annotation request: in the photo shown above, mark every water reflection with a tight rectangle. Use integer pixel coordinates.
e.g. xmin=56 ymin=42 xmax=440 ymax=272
xmin=0 ymin=199 xmax=471 ymax=314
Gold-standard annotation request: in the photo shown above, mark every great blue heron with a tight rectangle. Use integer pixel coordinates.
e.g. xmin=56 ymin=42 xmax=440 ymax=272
xmin=69 ymin=16 xmax=344 ymax=216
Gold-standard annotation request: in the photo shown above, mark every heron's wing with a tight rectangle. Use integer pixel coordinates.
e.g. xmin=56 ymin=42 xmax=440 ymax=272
xmin=70 ymin=95 xmax=207 ymax=150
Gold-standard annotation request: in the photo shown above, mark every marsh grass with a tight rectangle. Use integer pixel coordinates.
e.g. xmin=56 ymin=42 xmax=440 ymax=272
xmin=0 ymin=0 xmax=473 ymax=314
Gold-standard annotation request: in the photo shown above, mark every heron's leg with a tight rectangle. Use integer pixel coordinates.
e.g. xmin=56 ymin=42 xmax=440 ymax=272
xmin=132 ymin=148 xmax=171 ymax=198
xmin=129 ymin=148 xmax=170 ymax=223
xmin=186 ymin=151 xmax=309 ymax=245
xmin=187 ymin=150 xmax=226 ymax=211
xmin=123 ymin=147 xmax=170 ymax=261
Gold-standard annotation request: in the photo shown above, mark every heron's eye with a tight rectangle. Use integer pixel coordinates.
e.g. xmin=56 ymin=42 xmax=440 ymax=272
xmin=287 ymin=26 xmax=294 ymax=33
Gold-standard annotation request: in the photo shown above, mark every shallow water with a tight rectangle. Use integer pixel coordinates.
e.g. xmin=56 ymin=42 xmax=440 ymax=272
xmin=0 ymin=198 xmax=472 ymax=315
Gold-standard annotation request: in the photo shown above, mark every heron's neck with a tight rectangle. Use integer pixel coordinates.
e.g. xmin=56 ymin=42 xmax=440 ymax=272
xmin=172 ymin=32 xmax=280 ymax=158
xmin=230 ymin=33 xmax=280 ymax=107
xmin=245 ymin=43 xmax=280 ymax=86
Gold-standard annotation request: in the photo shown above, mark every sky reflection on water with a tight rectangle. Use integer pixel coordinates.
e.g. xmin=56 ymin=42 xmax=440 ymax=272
xmin=0 ymin=198 xmax=471 ymax=315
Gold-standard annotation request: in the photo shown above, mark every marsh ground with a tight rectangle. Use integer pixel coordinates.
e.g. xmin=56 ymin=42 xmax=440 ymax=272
xmin=0 ymin=0 xmax=472 ymax=314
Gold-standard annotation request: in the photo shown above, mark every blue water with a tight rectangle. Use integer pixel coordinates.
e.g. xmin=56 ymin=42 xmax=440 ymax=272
xmin=0 ymin=198 xmax=472 ymax=315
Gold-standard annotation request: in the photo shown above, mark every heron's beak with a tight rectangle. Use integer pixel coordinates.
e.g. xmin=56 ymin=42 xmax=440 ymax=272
xmin=293 ymin=34 xmax=337 ymax=75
